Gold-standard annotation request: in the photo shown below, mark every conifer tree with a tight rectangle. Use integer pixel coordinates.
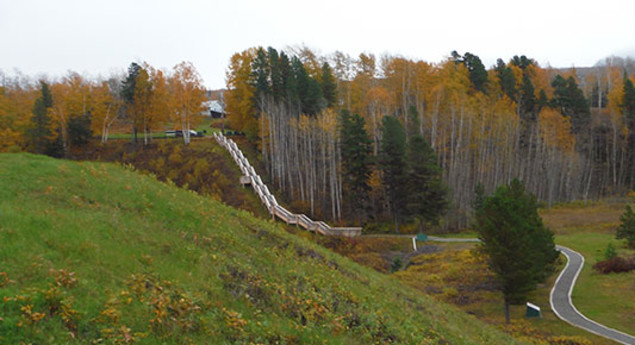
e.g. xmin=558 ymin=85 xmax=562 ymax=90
xmin=474 ymin=179 xmax=558 ymax=323
xmin=340 ymin=110 xmax=372 ymax=224
xmin=404 ymin=134 xmax=448 ymax=230
xmin=616 ymin=204 xmax=635 ymax=248
xmin=622 ymin=75 xmax=635 ymax=130
xmin=380 ymin=116 xmax=408 ymax=232
xmin=495 ymin=59 xmax=516 ymax=101
xmin=25 ymin=81 xmax=60 ymax=156
xmin=551 ymin=75 xmax=590 ymax=135
xmin=321 ymin=62 xmax=337 ymax=108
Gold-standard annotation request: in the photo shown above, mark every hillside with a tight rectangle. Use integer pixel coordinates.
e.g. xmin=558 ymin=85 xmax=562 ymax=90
xmin=0 ymin=153 xmax=529 ymax=344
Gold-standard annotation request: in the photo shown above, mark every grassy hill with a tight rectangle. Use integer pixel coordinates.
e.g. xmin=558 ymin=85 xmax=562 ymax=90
xmin=0 ymin=153 xmax=528 ymax=344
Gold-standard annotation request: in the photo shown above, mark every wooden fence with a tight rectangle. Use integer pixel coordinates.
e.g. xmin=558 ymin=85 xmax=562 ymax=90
xmin=213 ymin=132 xmax=362 ymax=237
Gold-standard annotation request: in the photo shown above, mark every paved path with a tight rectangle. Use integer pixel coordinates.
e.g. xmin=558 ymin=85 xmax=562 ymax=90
xmin=365 ymin=235 xmax=635 ymax=344
xmin=550 ymin=245 xmax=635 ymax=345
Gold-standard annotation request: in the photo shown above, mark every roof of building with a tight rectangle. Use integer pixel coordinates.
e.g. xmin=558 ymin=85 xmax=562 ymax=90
xmin=203 ymin=100 xmax=225 ymax=114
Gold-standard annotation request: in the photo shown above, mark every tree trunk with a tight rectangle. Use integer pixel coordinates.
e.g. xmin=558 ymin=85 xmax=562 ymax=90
xmin=504 ymin=299 xmax=511 ymax=324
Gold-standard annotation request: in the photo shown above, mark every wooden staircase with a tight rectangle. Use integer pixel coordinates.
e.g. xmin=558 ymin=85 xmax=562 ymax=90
xmin=213 ymin=132 xmax=361 ymax=237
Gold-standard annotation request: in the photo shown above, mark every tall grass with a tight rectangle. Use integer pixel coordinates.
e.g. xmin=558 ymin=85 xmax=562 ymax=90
xmin=0 ymin=153 xmax=527 ymax=344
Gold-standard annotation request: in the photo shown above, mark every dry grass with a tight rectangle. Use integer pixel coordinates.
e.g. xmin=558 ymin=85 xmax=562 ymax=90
xmin=540 ymin=202 xmax=624 ymax=235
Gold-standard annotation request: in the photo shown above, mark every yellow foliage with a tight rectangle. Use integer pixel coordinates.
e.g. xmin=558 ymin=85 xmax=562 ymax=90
xmin=539 ymin=108 xmax=575 ymax=152
xmin=225 ymin=49 xmax=258 ymax=136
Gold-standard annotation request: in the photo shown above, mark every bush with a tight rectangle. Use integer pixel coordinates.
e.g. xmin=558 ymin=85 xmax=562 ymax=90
xmin=616 ymin=204 xmax=635 ymax=248
xmin=602 ymin=242 xmax=617 ymax=261
xmin=592 ymin=256 xmax=635 ymax=274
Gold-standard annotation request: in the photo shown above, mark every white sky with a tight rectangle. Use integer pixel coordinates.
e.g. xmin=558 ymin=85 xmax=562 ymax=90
xmin=1 ymin=0 xmax=634 ymax=89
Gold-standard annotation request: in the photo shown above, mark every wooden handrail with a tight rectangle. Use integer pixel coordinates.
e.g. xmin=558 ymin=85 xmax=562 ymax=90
xmin=213 ymin=133 xmax=361 ymax=237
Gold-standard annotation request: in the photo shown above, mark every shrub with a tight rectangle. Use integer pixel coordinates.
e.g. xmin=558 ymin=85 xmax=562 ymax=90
xmin=602 ymin=242 xmax=617 ymax=261
xmin=592 ymin=256 xmax=635 ymax=274
xmin=616 ymin=204 xmax=635 ymax=248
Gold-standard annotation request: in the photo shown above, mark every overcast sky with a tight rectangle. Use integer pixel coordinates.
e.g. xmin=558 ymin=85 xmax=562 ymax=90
xmin=1 ymin=0 xmax=634 ymax=89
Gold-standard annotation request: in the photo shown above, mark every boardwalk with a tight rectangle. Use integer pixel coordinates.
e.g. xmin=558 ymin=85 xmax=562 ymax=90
xmin=213 ymin=132 xmax=361 ymax=237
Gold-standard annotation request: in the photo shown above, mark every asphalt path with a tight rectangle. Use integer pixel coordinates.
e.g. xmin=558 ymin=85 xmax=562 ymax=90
xmin=364 ymin=235 xmax=635 ymax=344
xmin=550 ymin=245 xmax=635 ymax=345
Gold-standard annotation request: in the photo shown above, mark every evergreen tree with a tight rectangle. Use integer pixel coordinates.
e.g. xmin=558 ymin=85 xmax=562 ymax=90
xmin=291 ymin=56 xmax=322 ymax=115
xmin=451 ymin=51 xmax=488 ymax=93
xmin=616 ymin=204 xmax=635 ymax=248
xmin=340 ymin=110 xmax=372 ymax=224
xmin=121 ymin=62 xmax=141 ymax=142
xmin=474 ymin=179 xmax=558 ymax=323
xmin=305 ymin=77 xmax=323 ymax=115
xmin=25 ymin=81 xmax=59 ymax=156
xmin=622 ymin=75 xmax=635 ymax=187
xmin=68 ymin=112 xmax=93 ymax=146
xmin=121 ymin=62 xmax=140 ymax=105
xmin=473 ymin=183 xmax=485 ymax=215
xmin=380 ymin=116 xmax=408 ymax=232
xmin=463 ymin=52 xmax=488 ymax=93
xmin=495 ymin=59 xmax=516 ymax=101
xmin=320 ymin=62 xmax=338 ymax=108
xmin=551 ymin=75 xmax=590 ymax=135
xmin=511 ymin=55 xmax=534 ymax=70
xmin=537 ymin=89 xmax=548 ymax=113
xmin=622 ymin=75 xmax=635 ymax=130
xmin=404 ymin=135 xmax=448 ymax=230
xmin=268 ymin=47 xmax=284 ymax=103
xmin=519 ymin=73 xmax=536 ymax=121
xmin=251 ymin=48 xmax=271 ymax=101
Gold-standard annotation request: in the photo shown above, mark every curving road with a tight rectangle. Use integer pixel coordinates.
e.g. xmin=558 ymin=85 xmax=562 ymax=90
xmin=367 ymin=235 xmax=635 ymax=343
xmin=550 ymin=245 xmax=635 ymax=345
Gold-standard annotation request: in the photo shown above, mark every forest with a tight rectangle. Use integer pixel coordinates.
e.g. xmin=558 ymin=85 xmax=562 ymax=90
xmin=0 ymin=60 xmax=206 ymax=157
xmin=2 ymin=49 xmax=635 ymax=230
xmin=225 ymin=47 xmax=635 ymax=229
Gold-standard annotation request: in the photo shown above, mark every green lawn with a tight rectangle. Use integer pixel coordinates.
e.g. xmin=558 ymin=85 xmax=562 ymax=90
xmin=541 ymin=203 xmax=635 ymax=335
xmin=555 ymin=231 xmax=635 ymax=335
xmin=0 ymin=153 xmax=528 ymax=344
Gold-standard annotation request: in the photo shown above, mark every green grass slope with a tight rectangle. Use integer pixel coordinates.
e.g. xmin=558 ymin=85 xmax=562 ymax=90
xmin=0 ymin=153 xmax=529 ymax=344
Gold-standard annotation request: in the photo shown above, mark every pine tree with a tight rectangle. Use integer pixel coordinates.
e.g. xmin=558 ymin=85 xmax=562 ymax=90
xmin=463 ymin=52 xmax=488 ymax=93
xmin=495 ymin=59 xmax=516 ymax=101
xmin=622 ymin=75 xmax=635 ymax=187
xmin=474 ymin=179 xmax=558 ymax=323
xmin=292 ymin=56 xmax=322 ymax=116
xmin=622 ymin=75 xmax=635 ymax=130
xmin=25 ymin=81 xmax=59 ymax=156
xmin=404 ymin=134 xmax=448 ymax=230
xmin=551 ymin=75 xmax=590 ymax=135
xmin=616 ymin=204 xmax=635 ymax=248
xmin=320 ymin=62 xmax=337 ymax=108
xmin=380 ymin=116 xmax=408 ymax=232
xmin=340 ymin=110 xmax=372 ymax=224
xmin=451 ymin=51 xmax=488 ymax=93
xmin=251 ymin=48 xmax=270 ymax=100
xmin=121 ymin=62 xmax=141 ymax=143
xmin=519 ymin=73 xmax=536 ymax=121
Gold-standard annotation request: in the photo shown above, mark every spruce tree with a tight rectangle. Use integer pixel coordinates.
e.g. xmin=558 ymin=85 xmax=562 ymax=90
xmin=474 ymin=179 xmax=558 ymax=323
xmin=463 ymin=52 xmax=488 ymax=93
xmin=622 ymin=75 xmax=635 ymax=130
xmin=25 ymin=81 xmax=57 ymax=156
xmin=616 ymin=204 xmax=635 ymax=248
xmin=380 ymin=116 xmax=408 ymax=232
xmin=320 ymin=62 xmax=337 ymax=108
xmin=340 ymin=110 xmax=372 ymax=224
xmin=404 ymin=135 xmax=448 ymax=230
xmin=551 ymin=75 xmax=590 ymax=135
xmin=121 ymin=62 xmax=141 ymax=143
xmin=495 ymin=59 xmax=516 ymax=101
xmin=622 ymin=75 xmax=635 ymax=187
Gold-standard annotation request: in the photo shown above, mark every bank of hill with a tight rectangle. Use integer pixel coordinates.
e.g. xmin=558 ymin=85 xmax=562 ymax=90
xmin=0 ymin=153 xmax=527 ymax=344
